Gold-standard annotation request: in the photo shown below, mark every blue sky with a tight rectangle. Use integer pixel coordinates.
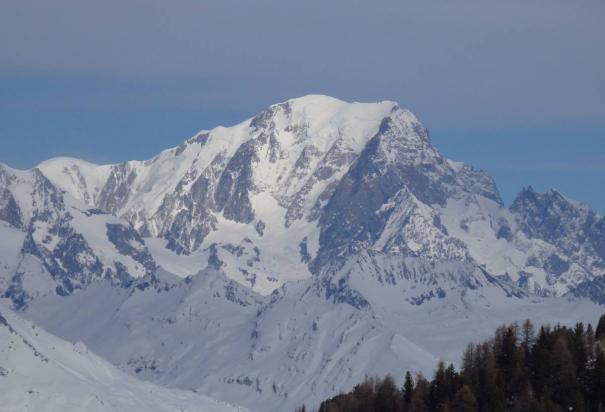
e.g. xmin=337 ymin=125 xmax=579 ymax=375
xmin=1 ymin=0 xmax=604 ymax=211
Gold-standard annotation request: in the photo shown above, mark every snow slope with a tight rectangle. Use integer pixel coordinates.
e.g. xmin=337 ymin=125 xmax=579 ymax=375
xmin=19 ymin=264 xmax=602 ymax=412
xmin=0 ymin=307 xmax=247 ymax=412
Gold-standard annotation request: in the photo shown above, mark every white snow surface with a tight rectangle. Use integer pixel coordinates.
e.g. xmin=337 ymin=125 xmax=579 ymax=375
xmin=0 ymin=306 xmax=247 ymax=412
xmin=19 ymin=263 xmax=603 ymax=412
xmin=35 ymin=157 xmax=113 ymax=206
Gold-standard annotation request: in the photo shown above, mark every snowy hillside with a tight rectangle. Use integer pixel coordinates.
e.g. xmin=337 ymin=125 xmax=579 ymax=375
xmin=19 ymin=267 xmax=601 ymax=412
xmin=0 ymin=307 xmax=246 ymax=412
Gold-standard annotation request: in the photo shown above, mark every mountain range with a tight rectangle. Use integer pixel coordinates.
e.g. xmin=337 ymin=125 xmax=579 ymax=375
xmin=0 ymin=95 xmax=603 ymax=411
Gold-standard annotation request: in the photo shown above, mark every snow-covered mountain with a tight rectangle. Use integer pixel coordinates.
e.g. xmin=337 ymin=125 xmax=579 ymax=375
xmin=26 ymin=94 xmax=605 ymax=301
xmin=0 ymin=94 xmax=603 ymax=411
xmin=0 ymin=164 xmax=155 ymax=308
xmin=0 ymin=307 xmax=247 ymax=412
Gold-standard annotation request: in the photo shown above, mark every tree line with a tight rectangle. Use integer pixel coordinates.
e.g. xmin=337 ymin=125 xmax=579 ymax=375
xmin=300 ymin=313 xmax=605 ymax=412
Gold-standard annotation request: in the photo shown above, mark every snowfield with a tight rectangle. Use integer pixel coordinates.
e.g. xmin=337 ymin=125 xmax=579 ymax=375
xmin=19 ymin=267 xmax=602 ymax=412
xmin=0 ymin=307 xmax=247 ymax=412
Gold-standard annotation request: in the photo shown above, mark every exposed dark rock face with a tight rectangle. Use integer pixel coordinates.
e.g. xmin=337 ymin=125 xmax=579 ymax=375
xmin=98 ymin=163 xmax=138 ymax=214
xmin=0 ymin=188 xmax=22 ymax=229
xmin=455 ymin=163 xmax=503 ymax=206
xmin=2 ymin=273 xmax=30 ymax=310
xmin=543 ymin=254 xmax=570 ymax=276
xmin=106 ymin=223 xmax=156 ymax=273
xmin=214 ymin=139 xmax=257 ymax=224
xmin=0 ymin=164 xmax=159 ymax=306
xmin=314 ymin=109 xmax=485 ymax=271
xmin=156 ymin=168 xmax=219 ymax=253
xmin=322 ymin=276 xmax=370 ymax=310
xmin=496 ymin=223 xmax=513 ymax=241
xmin=512 ymin=187 xmax=605 ymax=271
xmin=570 ymin=276 xmax=605 ymax=304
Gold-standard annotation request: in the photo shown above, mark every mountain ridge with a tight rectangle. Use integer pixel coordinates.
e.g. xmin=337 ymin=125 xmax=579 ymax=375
xmin=1 ymin=94 xmax=604 ymax=411
xmin=1 ymin=94 xmax=603 ymax=301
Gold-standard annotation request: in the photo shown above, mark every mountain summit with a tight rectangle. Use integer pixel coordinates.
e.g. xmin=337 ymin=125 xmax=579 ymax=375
xmin=12 ymin=95 xmax=599 ymax=301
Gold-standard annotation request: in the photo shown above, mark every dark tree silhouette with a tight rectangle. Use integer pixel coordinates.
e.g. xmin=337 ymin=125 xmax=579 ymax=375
xmin=315 ymin=313 xmax=605 ymax=412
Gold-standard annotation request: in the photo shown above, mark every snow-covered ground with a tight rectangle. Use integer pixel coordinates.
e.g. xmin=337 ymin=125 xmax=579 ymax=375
xmin=19 ymin=265 xmax=603 ymax=412
xmin=0 ymin=306 xmax=247 ymax=412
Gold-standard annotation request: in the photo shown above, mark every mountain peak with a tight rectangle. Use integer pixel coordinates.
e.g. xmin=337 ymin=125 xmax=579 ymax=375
xmin=283 ymin=93 xmax=347 ymax=106
xmin=513 ymin=186 xmax=589 ymax=213
xmin=37 ymin=156 xmax=103 ymax=170
xmin=282 ymin=94 xmax=398 ymax=109
xmin=254 ymin=95 xmax=401 ymax=135
xmin=4 ymin=95 xmax=602 ymax=301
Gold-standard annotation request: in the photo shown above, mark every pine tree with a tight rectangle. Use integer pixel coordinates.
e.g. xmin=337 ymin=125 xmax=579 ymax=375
xmin=477 ymin=342 xmax=505 ymax=412
xmin=586 ymin=324 xmax=595 ymax=351
xmin=428 ymin=361 xmax=448 ymax=410
xmin=596 ymin=314 xmax=605 ymax=341
xmin=403 ymin=371 xmax=414 ymax=407
xmin=550 ymin=336 xmax=580 ymax=410
xmin=530 ymin=327 xmax=552 ymax=398
xmin=589 ymin=349 xmax=605 ymax=409
xmin=353 ymin=378 xmax=376 ymax=412
xmin=409 ymin=374 xmax=429 ymax=412
xmin=460 ymin=344 xmax=479 ymax=397
xmin=451 ymin=385 xmax=477 ymax=412
xmin=521 ymin=319 xmax=535 ymax=366
xmin=497 ymin=325 xmax=522 ymax=402
xmin=374 ymin=375 xmax=398 ymax=412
